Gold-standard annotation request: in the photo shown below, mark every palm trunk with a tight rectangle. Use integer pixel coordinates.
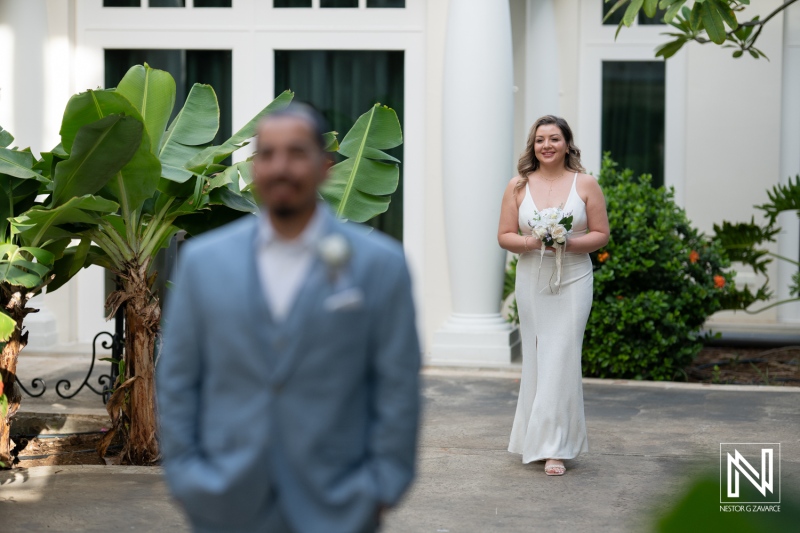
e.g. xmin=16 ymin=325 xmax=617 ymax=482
xmin=121 ymin=263 xmax=161 ymax=464
xmin=0 ymin=298 xmax=28 ymax=468
xmin=102 ymin=262 xmax=162 ymax=465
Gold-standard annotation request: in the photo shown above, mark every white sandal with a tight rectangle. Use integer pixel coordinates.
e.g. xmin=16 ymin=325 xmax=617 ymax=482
xmin=544 ymin=461 xmax=566 ymax=476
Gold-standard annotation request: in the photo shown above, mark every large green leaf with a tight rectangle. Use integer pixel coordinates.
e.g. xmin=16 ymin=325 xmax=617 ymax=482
xmin=103 ymin=138 xmax=162 ymax=215
xmin=60 ymin=89 xmax=143 ymax=154
xmin=116 ymin=64 xmax=176 ymax=155
xmin=0 ymin=126 xmax=13 ymax=149
xmin=13 ymin=195 xmax=120 ymax=247
xmin=159 ymin=84 xmax=219 ymax=183
xmin=0 ymin=311 xmax=15 ymax=342
xmin=160 ymin=84 xmax=219 ymax=154
xmin=320 ymin=104 xmax=402 ymax=222
xmin=701 ymin=1 xmax=727 ymax=44
xmin=185 ymin=90 xmax=294 ymax=173
xmin=0 ymin=148 xmax=43 ymax=181
xmin=0 ymin=244 xmax=54 ymax=289
xmin=623 ymin=0 xmax=644 ymax=27
xmin=51 ymin=114 xmax=143 ymax=207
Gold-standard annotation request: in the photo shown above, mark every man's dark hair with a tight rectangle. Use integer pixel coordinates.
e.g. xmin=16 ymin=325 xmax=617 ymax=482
xmin=259 ymin=102 xmax=330 ymax=151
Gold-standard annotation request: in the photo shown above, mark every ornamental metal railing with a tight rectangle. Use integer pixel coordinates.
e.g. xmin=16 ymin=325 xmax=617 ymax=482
xmin=16 ymin=301 xmax=124 ymax=405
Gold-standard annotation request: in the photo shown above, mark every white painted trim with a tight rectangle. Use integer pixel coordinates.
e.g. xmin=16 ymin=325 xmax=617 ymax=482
xmin=577 ymin=0 xmax=686 ymax=202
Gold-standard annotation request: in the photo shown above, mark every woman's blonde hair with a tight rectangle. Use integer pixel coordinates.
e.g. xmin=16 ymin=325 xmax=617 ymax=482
xmin=515 ymin=115 xmax=584 ymax=192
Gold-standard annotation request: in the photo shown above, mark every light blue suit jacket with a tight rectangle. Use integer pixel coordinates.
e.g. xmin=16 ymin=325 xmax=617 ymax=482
xmin=157 ymin=204 xmax=421 ymax=533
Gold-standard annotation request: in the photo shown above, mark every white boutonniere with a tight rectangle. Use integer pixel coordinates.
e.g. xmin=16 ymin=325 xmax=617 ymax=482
xmin=318 ymin=233 xmax=352 ymax=285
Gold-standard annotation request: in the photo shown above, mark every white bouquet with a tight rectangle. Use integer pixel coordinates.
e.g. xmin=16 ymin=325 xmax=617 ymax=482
xmin=527 ymin=207 xmax=574 ymax=293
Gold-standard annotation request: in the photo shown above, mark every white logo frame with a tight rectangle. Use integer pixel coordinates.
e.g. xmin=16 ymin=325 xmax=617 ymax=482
xmin=720 ymin=443 xmax=781 ymax=504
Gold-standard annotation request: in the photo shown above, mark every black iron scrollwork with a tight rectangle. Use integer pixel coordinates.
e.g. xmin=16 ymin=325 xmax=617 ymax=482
xmin=16 ymin=302 xmax=125 ymax=405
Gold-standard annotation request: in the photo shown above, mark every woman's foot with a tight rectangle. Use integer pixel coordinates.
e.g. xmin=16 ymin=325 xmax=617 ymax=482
xmin=544 ymin=459 xmax=565 ymax=476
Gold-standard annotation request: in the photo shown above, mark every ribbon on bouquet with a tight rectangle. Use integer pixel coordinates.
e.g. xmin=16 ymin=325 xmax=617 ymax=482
xmin=537 ymin=241 xmax=565 ymax=295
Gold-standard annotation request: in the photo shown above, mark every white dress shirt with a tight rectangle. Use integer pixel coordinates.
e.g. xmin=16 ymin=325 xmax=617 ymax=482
xmin=256 ymin=207 xmax=325 ymax=322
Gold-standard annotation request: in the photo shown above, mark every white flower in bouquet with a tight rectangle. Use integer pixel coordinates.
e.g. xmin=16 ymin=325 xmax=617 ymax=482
xmin=526 ymin=207 xmax=575 ymax=294
xmin=551 ymin=225 xmax=568 ymax=244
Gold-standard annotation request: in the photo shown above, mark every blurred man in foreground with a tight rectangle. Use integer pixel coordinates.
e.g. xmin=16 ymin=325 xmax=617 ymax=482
xmin=157 ymin=104 xmax=421 ymax=533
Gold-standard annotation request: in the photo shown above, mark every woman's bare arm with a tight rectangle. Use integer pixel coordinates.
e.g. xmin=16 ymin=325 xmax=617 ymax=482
xmin=498 ymin=177 xmax=541 ymax=254
xmin=564 ymin=175 xmax=610 ymax=254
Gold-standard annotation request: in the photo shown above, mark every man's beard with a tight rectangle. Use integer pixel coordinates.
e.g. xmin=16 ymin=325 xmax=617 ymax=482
xmin=271 ymin=204 xmax=302 ymax=219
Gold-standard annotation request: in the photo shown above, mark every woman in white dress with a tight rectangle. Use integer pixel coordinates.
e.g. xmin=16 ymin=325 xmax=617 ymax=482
xmin=497 ymin=116 xmax=609 ymax=476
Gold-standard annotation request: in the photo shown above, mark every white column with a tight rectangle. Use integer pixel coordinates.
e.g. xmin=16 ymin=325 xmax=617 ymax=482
xmin=525 ymin=0 xmax=560 ymax=124
xmin=778 ymin=4 xmax=800 ymax=324
xmin=431 ymin=0 xmax=521 ymax=365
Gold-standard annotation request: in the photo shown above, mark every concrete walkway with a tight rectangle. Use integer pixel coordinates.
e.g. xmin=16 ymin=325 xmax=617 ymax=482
xmin=2 ymin=362 xmax=799 ymax=532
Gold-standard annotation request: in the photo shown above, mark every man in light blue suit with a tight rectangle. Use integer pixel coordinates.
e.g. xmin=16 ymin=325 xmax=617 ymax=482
xmin=157 ymin=104 xmax=421 ymax=533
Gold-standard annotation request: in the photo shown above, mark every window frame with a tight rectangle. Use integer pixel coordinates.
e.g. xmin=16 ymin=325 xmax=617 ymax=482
xmin=578 ymin=0 xmax=687 ymax=204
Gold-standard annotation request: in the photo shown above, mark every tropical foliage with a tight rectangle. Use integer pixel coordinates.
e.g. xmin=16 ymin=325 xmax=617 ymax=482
xmin=0 ymin=121 xmax=129 ymax=466
xmin=605 ymin=0 xmax=797 ymax=59
xmin=2 ymin=64 xmax=403 ymax=466
xmin=712 ymin=176 xmax=800 ymax=313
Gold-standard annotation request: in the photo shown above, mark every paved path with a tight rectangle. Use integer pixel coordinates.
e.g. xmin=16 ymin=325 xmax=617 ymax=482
xmin=2 ymin=366 xmax=798 ymax=532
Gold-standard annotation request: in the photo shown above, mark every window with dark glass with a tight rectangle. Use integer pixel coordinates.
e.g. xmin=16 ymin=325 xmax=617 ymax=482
xmin=601 ymin=61 xmax=665 ymax=187
xmin=275 ymin=50 xmax=405 ymax=241
xmin=274 ymin=0 xmax=312 ymax=6
xmin=367 ymin=0 xmax=405 ymax=6
xmin=320 ymin=0 xmax=358 ymax=7
xmin=104 ymin=49 xmax=232 ymax=147
xmin=149 ymin=0 xmax=185 ymax=6
xmin=104 ymin=0 xmax=140 ymax=6
xmin=194 ymin=0 xmax=232 ymax=6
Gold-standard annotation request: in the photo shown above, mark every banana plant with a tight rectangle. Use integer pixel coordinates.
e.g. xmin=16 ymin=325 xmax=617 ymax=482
xmin=10 ymin=62 xmax=403 ymax=466
xmin=17 ymin=64 xmax=292 ymax=465
xmin=320 ymin=104 xmax=402 ymax=222
xmin=0 ymin=119 xmax=134 ymax=467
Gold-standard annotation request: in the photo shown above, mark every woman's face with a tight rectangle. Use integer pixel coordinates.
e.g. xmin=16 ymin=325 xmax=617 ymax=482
xmin=533 ymin=124 xmax=567 ymax=166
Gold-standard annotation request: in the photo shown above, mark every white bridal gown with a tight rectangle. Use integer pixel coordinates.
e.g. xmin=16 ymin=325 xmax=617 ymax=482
xmin=508 ymin=172 xmax=592 ymax=463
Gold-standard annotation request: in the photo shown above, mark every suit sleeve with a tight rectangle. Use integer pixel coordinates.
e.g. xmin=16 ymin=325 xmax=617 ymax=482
xmin=367 ymin=251 xmax=422 ymax=507
xmin=157 ymin=245 xmax=228 ymax=521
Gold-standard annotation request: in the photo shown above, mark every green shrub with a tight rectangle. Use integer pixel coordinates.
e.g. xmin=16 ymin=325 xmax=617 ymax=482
xmin=505 ymin=155 xmax=738 ymax=380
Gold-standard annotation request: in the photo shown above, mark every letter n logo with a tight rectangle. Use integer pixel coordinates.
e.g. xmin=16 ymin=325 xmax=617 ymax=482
xmin=720 ymin=443 xmax=780 ymax=504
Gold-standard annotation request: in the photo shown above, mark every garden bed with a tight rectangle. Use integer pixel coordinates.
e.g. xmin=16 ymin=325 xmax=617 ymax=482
xmin=684 ymin=345 xmax=800 ymax=386
xmin=10 ymin=432 xmax=122 ymax=467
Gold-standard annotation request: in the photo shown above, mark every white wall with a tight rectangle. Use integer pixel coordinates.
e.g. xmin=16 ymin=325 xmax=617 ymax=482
xmin=686 ymin=0 xmax=786 ymax=325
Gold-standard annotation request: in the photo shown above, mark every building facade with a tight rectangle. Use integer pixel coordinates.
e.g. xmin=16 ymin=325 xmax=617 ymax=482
xmin=1 ymin=0 xmax=798 ymax=363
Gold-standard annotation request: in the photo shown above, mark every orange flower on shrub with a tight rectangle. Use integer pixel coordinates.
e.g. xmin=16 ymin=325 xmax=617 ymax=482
xmin=714 ymin=275 xmax=726 ymax=288
xmin=689 ymin=250 xmax=699 ymax=264
xmin=598 ymin=251 xmax=610 ymax=263
xmin=0 ymin=380 xmax=4 ymax=397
